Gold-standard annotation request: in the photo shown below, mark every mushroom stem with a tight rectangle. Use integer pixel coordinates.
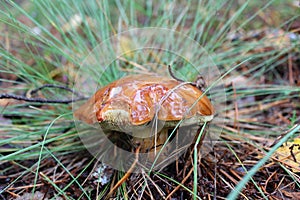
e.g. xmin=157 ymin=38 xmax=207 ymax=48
xmin=131 ymin=128 xmax=169 ymax=162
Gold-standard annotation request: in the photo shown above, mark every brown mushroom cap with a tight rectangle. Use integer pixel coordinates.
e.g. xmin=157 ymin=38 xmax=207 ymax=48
xmin=74 ymin=75 xmax=214 ymax=128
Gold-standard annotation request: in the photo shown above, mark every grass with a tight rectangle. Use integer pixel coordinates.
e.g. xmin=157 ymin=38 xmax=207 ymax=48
xmin=0 ymin=0 xmax=300 ymax=199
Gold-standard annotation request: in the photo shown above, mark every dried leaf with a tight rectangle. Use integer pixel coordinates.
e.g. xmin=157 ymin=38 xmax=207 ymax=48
xmin=274 ymin=138 xmax=300 ymax=172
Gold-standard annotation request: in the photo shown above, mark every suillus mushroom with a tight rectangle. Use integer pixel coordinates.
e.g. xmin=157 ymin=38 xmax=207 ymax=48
xmin=74 ymin=71 xmax=214 ymax=161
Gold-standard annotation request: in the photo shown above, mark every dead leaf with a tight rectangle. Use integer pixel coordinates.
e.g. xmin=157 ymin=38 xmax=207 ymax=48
xmin=273 ymin=138 xmax=300 ymax=172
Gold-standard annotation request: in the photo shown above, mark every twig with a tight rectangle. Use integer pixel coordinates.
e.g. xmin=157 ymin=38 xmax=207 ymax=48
xmin=168 ymin=65 xmax=206 ymax=91
xmin=29 ymin=84 xmax=83 ymax=97
xmin=0 ymin=84 xmax=88 ymax=104
xmin=168 ymin=65 xmax=185 ymax=83
xmin=0 ymin=93 xmax=87 ymax=104
xmin=289 ymin=144 xmax=300 ymax=162
xmin=165 ymin=166 xmax=194 ymax=199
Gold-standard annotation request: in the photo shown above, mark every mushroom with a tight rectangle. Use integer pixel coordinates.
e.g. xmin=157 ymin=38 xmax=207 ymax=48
xmin=74 ymin=73 xmax=214 ymax=162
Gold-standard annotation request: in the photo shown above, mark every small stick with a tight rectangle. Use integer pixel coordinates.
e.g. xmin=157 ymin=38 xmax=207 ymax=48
xmin=168 ymin=65 xmax=185 ymax=83
xmin=29 ymin=84 xmax=83 ymax=97
xmin=168 ymin=65 xmax=206 ymax=91
xmin=0 ymin=93 xmax=86 ymax=104
xmin=289 ymin=144 xmax=300 ymax=162
xmin=0 ymin=84 xmax=87 ymax=104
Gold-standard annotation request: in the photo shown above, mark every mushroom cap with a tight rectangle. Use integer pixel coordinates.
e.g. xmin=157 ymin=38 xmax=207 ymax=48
xmin=74 ymin=74 xmax=214 ymax=129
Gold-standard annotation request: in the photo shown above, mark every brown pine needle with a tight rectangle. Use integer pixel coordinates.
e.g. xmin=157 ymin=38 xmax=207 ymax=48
xmin=165 ymin=166 xmax=194 ymax=199
xmin=105 ymin=147 xmax=140 ymax=199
